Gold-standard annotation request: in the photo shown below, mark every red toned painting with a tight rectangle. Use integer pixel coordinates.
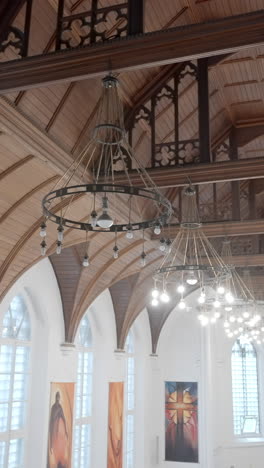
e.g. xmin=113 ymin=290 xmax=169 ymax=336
xmin=47 ymin=382 xmax=74 ymax=468
xmin=165 ymin=381 xmax=198 ymax=463
xmin=107 ymin=382 xmax=124 ymax=468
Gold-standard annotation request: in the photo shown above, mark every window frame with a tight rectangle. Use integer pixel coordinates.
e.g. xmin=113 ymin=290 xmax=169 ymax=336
xmin=73 ymin=313 xmax=94 ymax=468
xmin=231 ymin=338 xmax=261 ymax=439
xmin=124 ymin=330 xmax=135 ymax=468
xmin=0 ymin=292 xmax=32 ymax=468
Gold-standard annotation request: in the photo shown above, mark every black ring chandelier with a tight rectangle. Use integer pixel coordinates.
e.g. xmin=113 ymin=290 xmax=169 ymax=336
xmin=40 ymin=75 xmax=172 ymax=264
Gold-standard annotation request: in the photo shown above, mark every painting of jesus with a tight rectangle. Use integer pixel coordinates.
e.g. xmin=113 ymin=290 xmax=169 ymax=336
xmin=165 ymin=381 xmax=198 ymax=463
xmin=47 ymin=382 xmax=74 ymax=468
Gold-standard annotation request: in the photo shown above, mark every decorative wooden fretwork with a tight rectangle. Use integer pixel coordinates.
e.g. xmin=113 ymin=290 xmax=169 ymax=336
xmin=129 ymin=61 xmax=200 ymax=169
xmin=155 ymin=139 xmax=200 ymax=167
xmin=212 ymin=140 xmax=230 ymax=161
xmin=0 ymin=0 xmax=32 ymax=60
xmin=56 ymin=2 xmax=129 ymax=50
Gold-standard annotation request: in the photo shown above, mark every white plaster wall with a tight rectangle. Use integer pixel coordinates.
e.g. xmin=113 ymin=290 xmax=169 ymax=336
xmin=0 ymin=260 xmax=152 ymax=468
xmin=3 ymin=258 xmax=264 ymax=468
xmin=144 ymin=291 xmax=208 ymax=468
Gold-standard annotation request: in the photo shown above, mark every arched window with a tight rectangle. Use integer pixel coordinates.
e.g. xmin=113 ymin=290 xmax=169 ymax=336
xmin=0 ymin=295 xmax=31 ymax=467
xmin=73 ymin=314 xmax=93 ymax=468
xmin=124 ymin=330 xmax=135 ymax=468
xmin=231 ymin=339 xmax=260 ymax=436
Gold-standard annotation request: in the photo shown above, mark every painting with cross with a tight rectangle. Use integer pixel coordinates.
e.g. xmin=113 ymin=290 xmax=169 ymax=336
xmin=165 ymin=381 xmax=198 ymax=462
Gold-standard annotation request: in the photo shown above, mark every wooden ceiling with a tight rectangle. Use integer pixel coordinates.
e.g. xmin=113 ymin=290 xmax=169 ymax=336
xmin=1 ymin=0 xmax=264 ymax=350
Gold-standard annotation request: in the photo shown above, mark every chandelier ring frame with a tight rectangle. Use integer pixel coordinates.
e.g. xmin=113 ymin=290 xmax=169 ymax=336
xmin=42 ymin=183 xmax=171 ymax=233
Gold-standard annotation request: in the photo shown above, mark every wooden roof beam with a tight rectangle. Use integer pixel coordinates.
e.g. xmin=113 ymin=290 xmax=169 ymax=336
xmin=158 ymin=219 xmax=264 ymax=239
xmin=114 ymin=157 xmax=264 ymax=188
xmin=1 ymin=10 xmax=264 ymax=93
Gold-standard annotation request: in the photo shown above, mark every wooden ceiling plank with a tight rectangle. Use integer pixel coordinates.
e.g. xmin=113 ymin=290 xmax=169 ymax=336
xmin=0 ymin=154 xmax=34 ymax=182
xmin=45 ymin=83 xmax=75 ymax=132
xmin=1 ymin=11 xmax=264 ymax=93
xmin=0 ymin=175 xmax=59 ymax=225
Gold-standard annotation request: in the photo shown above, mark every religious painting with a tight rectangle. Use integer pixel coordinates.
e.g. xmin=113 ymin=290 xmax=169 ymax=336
xmin=47 ymin=382 xmax=75 ymax=468
xmin=107 ymin=382 xmax=124 ymax=468
xmin=165 ymin=381 xmax=198 ymax=463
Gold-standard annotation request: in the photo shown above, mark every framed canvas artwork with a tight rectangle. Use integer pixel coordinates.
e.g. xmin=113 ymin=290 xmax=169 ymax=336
xmin=47 ymin=382 xmax=75 ymax=468
xmin=165 ymin=381 xmax=198 ymax=463
xmin=107 ymin=382 xmax=124 ymax=468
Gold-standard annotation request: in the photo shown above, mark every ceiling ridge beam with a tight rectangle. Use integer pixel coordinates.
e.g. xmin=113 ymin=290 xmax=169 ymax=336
xmin=1 ymin=10 xmax=264 ymax=93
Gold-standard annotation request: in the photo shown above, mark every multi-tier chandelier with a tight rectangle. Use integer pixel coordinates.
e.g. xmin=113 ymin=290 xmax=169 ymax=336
xmin=219 ymin=245 xmax=264 ymax=344
xmin=40 ymin=75 xmax=172 ymax=264
xmin=150 ymin=185 xmax=231 ymax=317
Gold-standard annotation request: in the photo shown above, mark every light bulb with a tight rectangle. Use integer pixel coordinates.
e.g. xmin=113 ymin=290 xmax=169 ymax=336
xmin=90 ymin=210 xmax=97 ymax=228
xmin=254 ymin=314 xmax=261 ymax=322
xmin=237 ymin=317 xmax=243 ymax=323
xmin=224 ymin=321 xmax=229 ymax=328
xmin=178 ymin=299 xmax=186 ymax=310
xmin=140 ymin=252 xmax=146 ymax=267
xmin=239 ymin=327 xmax=243 ymax=332
xmin=40 ymin=222 xmax=47 ymax=237
xmin=160 ymin=291 xmax=170 ymax=303
xmin=165 ymin=239 xmax=172 ymax=254
xmin=234 ymin=330 xmax=239 ymax=335
xmin=229 ymin=315 xmax=235 ymax=323
xmin=82 ymin=254 xmax=89 ymax=267
xmin=217 ymin=286 xmax=225 ymax=295
xmin=57 ymin=225 xmax=64 ymax=242
xmin=201 ymin=317 xmax=209 ymax=326
xmin=228 ymin=332 xmax=233 ymax=338
xmin=97 ymin=196 xmax=113 ymax=228
xmin=97 ymin=212 xmax=113 ymax=228
xmin=261 ymin=327 xmax=264 ymax=332
xmin=177 ymin=284 xmax=185 ymax=294
xmin=243 ymin=312 xmax=250 ymax=318
xmin=198 ymin=314 xmax=205 ymax=321
xmin=225 ymin=306 xmax=232 ymax=312
xmin=56 ymin=241 xmax=62 ymax=255
xmin=198 ymin=295 xmax=205 ymax=304
xmin=151 ymin=298 xmax=159 ymax=307
xmin=211 ymin=317 xmax=217 ymax=324
xmin=152 ymin=288 xmax=159 ymax=299
xmin=257 ymin=340 xmax=261 ymax=345
xmin=159 ymin=238 xmax=166 ymax=252
xmin=126 ymin=224 xmax=133 ymax=239
xmin=40 ymin=240 xmax=47 ymax=256
xmin=225 ymin=292 xmax=234 ymax=304
xmin=213 ymin=299 xmax=221 ymax=308
xmin=113 ymin=245 xmax=119 ymax=259
xmin=214 ymin=312 xmax=221 ymax=319
xmin=186 ymin=272 xmax=198 ymax=285
xmin=154 ymin=223 xmax=161 ymax=235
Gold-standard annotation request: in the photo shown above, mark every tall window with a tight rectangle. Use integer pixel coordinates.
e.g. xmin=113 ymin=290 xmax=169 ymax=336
xmin=73 ymin=314 xmax=93 ymax=468
xmin=124 ymin=331 xmax=135 ymax=468
xmin=232 ymin=339 xmax=260 ymax=436
xmin=0 ymin=295 xmax=31 ymax=468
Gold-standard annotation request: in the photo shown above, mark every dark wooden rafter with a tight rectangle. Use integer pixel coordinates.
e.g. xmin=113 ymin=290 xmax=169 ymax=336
xmin=1 ymin=11 xmax=264 ymax=93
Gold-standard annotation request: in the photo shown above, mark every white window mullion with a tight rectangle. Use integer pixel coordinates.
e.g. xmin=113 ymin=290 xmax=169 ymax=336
xmin=74 ymin=314 xmax=93 ymax=468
